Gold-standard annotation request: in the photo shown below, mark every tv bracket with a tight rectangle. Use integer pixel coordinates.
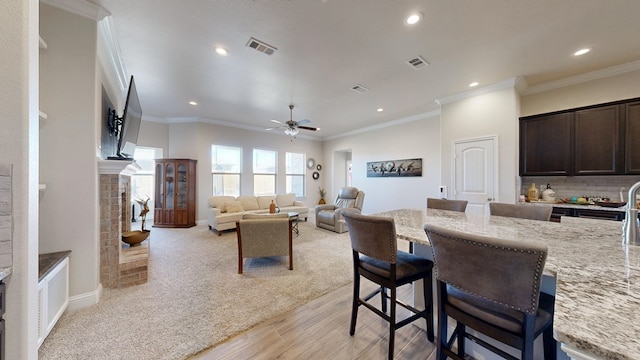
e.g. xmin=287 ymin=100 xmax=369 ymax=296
xmin=107 ymin=107 xmax=123 ymax=137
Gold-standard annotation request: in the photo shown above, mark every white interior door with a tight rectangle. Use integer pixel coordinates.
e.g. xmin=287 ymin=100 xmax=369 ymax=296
xmin=453 ymin=136 xmax=497 ymax=215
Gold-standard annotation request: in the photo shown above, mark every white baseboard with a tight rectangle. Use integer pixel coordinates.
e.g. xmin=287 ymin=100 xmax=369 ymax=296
xmin=67 ymin=283 xmax=102 ymax=311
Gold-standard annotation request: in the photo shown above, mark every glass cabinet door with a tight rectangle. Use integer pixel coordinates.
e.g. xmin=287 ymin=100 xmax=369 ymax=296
xmin=177 ymin=163 xmax=187 ymax=209
xmin=155 ymin=163 xmax=163 ymax=209
xmin=165 ymin=163 xmax=175 ymax=209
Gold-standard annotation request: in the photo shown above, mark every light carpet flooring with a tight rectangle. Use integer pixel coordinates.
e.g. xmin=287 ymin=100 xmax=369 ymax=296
xmin=38 ymin=221 xmax=359 ymax=359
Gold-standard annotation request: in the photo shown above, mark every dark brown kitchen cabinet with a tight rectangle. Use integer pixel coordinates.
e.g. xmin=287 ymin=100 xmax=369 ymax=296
xmin=154 ymin=159 xmax=197 ymax=228
xmin=625 ymin=101 xmax=640 ymax=174
xmin=573 ymin=105 xmax=623 ymax=175
xmin=519 ymin=112 xmax=573 ymax=176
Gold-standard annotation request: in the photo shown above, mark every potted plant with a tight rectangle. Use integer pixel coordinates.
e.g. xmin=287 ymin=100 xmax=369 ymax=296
xmin=318 ymin=187 xmax=326 ymax=205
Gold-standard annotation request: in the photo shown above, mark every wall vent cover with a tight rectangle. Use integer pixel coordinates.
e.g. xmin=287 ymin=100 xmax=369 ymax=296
xmin=406 ymin=56 xmax=429 ymax=69
xmin=246 ymin=37 xmax=277 ymax=55
xmin=351 ymin=84 xmax=369 ymax=93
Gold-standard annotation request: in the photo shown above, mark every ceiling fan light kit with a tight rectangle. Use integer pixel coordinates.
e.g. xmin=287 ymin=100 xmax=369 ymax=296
xmin=267 ymin=104 xmax=318 ymax=136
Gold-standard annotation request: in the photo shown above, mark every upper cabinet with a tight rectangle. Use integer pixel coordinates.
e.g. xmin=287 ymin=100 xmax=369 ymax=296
xmin=519 ymin=112 xmax=572 ymax=176
xmin=625 ymin=101 xmax=640 ymax=174
xmin=520 ymin=97 xmax=638 ymax=176
xmin=573 ymin=105 xmax=623 ymax=175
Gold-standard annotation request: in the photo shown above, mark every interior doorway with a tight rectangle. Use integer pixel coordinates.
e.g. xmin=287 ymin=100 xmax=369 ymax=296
xmin=332 ymin=149 xmax=352 ymax=197
xmin=452 ymin=136 xmax=498 ymax=215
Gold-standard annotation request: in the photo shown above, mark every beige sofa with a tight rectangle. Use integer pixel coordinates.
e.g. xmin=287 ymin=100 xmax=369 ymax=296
xmin=207 ymin=193 xmax=309 ymax=235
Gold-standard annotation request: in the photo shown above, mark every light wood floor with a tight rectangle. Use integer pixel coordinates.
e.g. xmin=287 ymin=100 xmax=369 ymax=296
xmin=190 ymin=279 xmax=436 ymax=360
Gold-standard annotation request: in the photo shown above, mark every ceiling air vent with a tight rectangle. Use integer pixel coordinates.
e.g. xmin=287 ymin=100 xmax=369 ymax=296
xmin=351 ymin=84 xmax=369 ymax=93
xmin=246 ymin=37 xmax=277 ymax=55
xmin=406 ymin=55 xmax=429 ymax=70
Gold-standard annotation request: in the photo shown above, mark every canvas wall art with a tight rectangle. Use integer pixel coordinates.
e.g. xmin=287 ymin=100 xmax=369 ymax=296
xmin=367 ymin=158 xmax=422 ymax=177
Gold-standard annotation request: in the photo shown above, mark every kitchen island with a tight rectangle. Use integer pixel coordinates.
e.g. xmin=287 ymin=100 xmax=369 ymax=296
xmin=375 ymin=208 xmax=640 ymax=360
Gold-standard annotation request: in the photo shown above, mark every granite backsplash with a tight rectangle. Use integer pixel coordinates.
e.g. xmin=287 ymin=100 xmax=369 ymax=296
xmin=521 ymin=175 xmax=640 ymax=201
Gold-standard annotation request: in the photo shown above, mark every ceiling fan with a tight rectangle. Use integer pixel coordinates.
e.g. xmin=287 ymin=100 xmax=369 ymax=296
xmin=267 ymin=104 xmax=319 ymax=136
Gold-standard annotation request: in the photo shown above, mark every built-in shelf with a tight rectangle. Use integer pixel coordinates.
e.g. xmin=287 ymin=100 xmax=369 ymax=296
xmin=39 ymin=110 xmax=48 ymax=121
xmin=39 ymin=35 xmax=47 ymax=50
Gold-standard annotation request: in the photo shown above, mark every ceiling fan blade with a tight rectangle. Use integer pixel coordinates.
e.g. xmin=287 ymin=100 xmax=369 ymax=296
xmin=297 ymin=119 xmax=311 ymax=125
xmin=270 ymin=119 xmax=284 ymax=124
xmin=298 ymin=125 xmax=318 ymax=131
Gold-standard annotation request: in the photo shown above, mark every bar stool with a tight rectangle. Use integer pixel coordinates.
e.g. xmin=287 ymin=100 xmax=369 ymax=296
xmin=343 ymin=212 xmax=434 ymax=360
xmin=489 ymin=202 xmax=552 ymax=221
xmin=424 ymin=223 xmax=556 ymax=360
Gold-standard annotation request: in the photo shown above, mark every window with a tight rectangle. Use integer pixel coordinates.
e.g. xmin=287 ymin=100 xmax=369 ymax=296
xmin=212 ymin=145 xmax=242 ymax=196
xmin=253 ymin=148 xmax=276 ymax=195
xmin=286 ymin=152 xmax=305 ymax=197
xmin=131 ymin=147 xmax=162 ymax=220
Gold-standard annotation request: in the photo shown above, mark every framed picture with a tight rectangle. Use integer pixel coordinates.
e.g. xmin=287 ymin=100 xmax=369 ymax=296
xmin=366 ymin=158 xmax=422 ymax=177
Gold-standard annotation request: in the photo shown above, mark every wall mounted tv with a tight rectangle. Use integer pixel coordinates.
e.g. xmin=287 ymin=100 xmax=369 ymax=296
xmin=107 ymin=75 xmax=142 ymax=160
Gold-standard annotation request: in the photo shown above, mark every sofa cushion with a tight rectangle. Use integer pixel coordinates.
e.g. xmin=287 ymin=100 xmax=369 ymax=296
xmin=209 ymin=196 xmax=236 ymax=211
xmin=237 ymin=196 xmax=259 ymax=211
xmin=224 ymin=201 xmax=245 ymax=213
xmin=276 ymin=193 xmax=296 ymax=207
xmin=257 ymin=196 xmax=276 ymax=210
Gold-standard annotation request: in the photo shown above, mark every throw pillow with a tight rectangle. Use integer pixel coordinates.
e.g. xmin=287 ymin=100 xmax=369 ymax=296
xmin=224 ymin=201 xmax=245 ymax=213
xmin=276 ymin=193 xmax=296 ymax=207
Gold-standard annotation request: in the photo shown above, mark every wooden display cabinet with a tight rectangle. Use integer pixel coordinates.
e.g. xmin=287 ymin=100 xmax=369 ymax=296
xmin=154 ymin=159 xmax=197 ymax=228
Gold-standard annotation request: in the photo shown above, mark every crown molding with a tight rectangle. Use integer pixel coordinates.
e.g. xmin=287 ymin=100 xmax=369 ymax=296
xmin=40 ymin=0 xmax=110 ymax=21
xmin=98 ymin=16 xmax=128 ymax=94
xmin=435 ymin=77 xmax=524 ymax=106
xmin=521 ymin=60 xmax=640 ymax=95
xmin=324 ymin=110 xmax=441 ymax=141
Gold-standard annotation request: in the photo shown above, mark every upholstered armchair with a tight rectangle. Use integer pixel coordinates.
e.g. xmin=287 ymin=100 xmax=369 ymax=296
xmin=315 ymin=187 xmax=365 ymax=233
xmin=236 ymin=213 xmax=293 ymax=274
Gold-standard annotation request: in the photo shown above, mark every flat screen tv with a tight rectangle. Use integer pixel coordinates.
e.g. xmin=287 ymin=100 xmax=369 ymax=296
xmin=110 ymin=75 xmax=142 ymax=159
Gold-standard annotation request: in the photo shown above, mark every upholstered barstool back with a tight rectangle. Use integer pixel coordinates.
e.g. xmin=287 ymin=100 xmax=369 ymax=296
xmin=489 ymin=202 xmax=553 ymax=221
xmin=427 ymin=198 xmax=468 ymax=212
xmin=424 ymin=223 xmax=555 ymax=360
xmin=315 ymin=186 xmax=365 ymax=233
xmin=343 ymin=212 xmax=434 ymax=359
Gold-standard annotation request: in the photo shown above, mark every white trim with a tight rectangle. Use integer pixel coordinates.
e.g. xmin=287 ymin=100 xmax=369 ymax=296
xmin=523 ymin=60 xmax=640 ymax=95
xmin=324 ymin=110 xmax=441 ymax=141
xmin=435 ymin=78 xmax=524 ymax=106
xmin=98 ymin=16 xmax=128 ymax=93
xmin=40 ymin=0 xmax=110 ymax=21
xmin=98 ymin=159 xmax=141 ymax=176
xmin=67 ymin=283 xmax=102 ymax=311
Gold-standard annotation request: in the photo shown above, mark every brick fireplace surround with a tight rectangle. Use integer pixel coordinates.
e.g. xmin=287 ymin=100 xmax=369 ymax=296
xmin=98 ymin=160 xmax=148 ymax=288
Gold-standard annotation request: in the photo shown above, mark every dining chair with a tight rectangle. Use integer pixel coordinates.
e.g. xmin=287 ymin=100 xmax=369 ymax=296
xmin=343 ymin=212 xmax=434 ymax=360
xmin=489 ymin=202 xmax=553 ymax=221
xmin=427 ymin=198 xmax=468 ymax=212
xmin=424 ymin=223 xmax=556 ymax=360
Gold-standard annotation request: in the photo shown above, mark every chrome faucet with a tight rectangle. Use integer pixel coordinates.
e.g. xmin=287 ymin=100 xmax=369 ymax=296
xmin=623 ymin=181 xmax=640 ymax=245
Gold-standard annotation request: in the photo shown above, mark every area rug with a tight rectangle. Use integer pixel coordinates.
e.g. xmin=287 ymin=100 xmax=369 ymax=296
xmin=38 ymin=221 xmax=353 ymax=359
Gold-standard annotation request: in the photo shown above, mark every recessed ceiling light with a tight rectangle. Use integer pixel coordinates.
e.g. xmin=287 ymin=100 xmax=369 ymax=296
xmin=573 ymin=48 xmax=591 ymax=56
xmin=189 ymin=101 xmax=198 ymax=106
xmin=405 ymin=12 xmax=422 ymax=25
xmin=469 ymin=82 xmax=479 ymax=87
xmin=215 ymin=47 xmax=228 ymax=56
xmin=377 ymin=108 xmax=384 ymax=112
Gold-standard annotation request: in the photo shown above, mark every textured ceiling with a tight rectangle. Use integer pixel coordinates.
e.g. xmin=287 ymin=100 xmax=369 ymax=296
xmin=99 ymin=0 xmax=640 ymax=139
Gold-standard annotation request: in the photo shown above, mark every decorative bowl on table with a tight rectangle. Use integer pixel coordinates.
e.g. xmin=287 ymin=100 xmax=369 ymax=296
xmin=122 ymin=230 xmax=150 ymax=246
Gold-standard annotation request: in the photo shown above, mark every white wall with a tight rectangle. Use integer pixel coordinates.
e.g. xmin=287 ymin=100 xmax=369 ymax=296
xmin=440 ymin=84 xmax=521 ymax=204
xmin=0 ymin=0 xmax=39 ymax=358
xmin=39 ymin=4 xmax=100 ymax=302
xmin=163 ymin=122 xmax=324 ymax=221
xmin=521 ymin=69 xmax=640 ymax=116
xmin=323 ymin=115 xmax=441 ymax=214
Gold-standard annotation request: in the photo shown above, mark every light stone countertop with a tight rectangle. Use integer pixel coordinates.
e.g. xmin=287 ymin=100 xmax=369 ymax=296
xmin=375 ymin=208 xmax=640 ymax=360
xmin=0 ymin=266 xmax=11 ymax=281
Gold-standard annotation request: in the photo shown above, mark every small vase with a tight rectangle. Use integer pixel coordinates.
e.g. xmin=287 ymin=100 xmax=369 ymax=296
xmin=319 ymin=198 xmax=326 ymax=205
xmin=269 ymin=200 xmax=276 ymax=213
xmin=527 ymin=183 xmax=539 ymax=201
